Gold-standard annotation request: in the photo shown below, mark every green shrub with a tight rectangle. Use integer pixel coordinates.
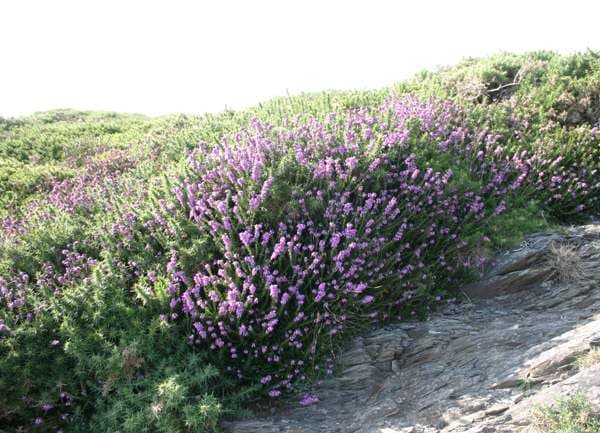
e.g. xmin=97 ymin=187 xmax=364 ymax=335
xmin=533 ymin=394 xmax=600 ymax=433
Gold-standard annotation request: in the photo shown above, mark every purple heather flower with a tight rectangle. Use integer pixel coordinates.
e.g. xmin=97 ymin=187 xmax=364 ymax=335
xmin=269 ymin=284 xmax=280 ymax=300
xmin=239 ymin=229 xmax=253 ymax=246
xmin=362 ymin=295 xmax=375 ymax=304
xmin=260 ymin=375 xmax=272 ymax=384
xmin=300 ymin=393 xmax=320 ymax=406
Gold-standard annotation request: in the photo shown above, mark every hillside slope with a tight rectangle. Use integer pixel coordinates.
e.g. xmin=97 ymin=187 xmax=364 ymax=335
xmin=0 ymin=51 xmax=599 ymax=433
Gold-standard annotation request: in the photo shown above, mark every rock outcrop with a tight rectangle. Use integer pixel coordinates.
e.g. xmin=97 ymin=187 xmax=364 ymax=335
xmin=224 ymin=224 xmax=600 ymax=433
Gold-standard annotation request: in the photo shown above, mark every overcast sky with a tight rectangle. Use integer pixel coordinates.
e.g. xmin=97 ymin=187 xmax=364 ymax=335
xmin=1 ymin=0 xmax=598 ymax=118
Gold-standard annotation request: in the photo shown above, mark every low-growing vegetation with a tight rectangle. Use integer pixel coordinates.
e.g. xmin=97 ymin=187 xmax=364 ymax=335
xmin=1 ymin=51 xmax=599 ymax=432
xmin=533 ymin=394 xmax=600 ymax=433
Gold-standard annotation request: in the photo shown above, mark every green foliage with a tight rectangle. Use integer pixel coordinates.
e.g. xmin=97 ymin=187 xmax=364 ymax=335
xmin=397 ymin=50 xmax=600 ymax=129
xmin=533 ymin=393 xmax=600 ymax=433
xmin=0 ymin=110 xmax=152 ymax=163
xmin=0 ymin=158 xmax=76 ymax=208
xmin=0 ymin=255 xmax=242 ymax=432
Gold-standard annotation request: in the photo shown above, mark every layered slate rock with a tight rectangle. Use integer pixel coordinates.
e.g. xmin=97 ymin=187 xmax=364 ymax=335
xmin=224 ymin=224 xmax=600 ymax=433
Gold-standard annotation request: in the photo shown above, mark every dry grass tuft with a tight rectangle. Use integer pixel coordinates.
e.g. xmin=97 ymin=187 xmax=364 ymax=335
xmin=122 ymin=346 xmax=144 ymax=377
xmin=545 ymin=242 xmax=587 ymax=283
xmin=576 ymin=348 xmax=600 ymax=370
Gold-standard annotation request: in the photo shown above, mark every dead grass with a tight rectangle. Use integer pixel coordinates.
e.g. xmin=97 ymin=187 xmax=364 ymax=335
xmin=575 ymin=348 xmax=600 ymax=370
xmin=545 ymin=242 xmax=587 ymax=283
xmin=122 ymin=345 xmax=144 ymax=376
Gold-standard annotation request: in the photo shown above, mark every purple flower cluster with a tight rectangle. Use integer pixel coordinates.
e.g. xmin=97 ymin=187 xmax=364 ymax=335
xmin=124 ymin=96 xmax=599 ymax=398
xmin=1 ymin=215 xmax=26 ymax=237
xmin=299 ymin=393 xmax=319 ymax=406
xmin=142 ymin=96 xmax=595 ymax=397
xmin=0 ymin=243 xmax=96 ymax=323
xmin=454 ymin=125 xmax=599 ymax=217
xmin=1 ymin=148 xmax=141 ymax=239
xmin=48 ymin=149 xmax=137 ymax=212
xmin=19 ymin=390 xmax=73 ymax=432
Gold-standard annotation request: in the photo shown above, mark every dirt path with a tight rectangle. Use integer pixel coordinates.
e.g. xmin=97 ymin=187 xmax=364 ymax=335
xmin=225 ymin=224 xmax=600 ymax=433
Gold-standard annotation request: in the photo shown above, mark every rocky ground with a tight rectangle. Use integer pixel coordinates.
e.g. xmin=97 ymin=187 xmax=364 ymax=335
xmin=224 ymin=224 xmax=600 ymax=433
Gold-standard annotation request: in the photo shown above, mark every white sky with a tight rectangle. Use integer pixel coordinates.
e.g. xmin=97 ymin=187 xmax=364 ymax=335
xmin=1 ymin=0 xmax=598 ymax=118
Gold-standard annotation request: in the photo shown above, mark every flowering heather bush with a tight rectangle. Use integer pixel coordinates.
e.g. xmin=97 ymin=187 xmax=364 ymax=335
xmin=0 ymin=243 xmax=96 ymax=319
xmin=0 ymin=52 xmax=598 ymax=432
xmin=107 ymin=95 xmax=599 ymax=399
xmin=0 ymin=245 xmax=95 ymax=432
xmin=0 ymin=148 xmax=144 ymax=243
xmin=151 ymin=99 xmax=483 ymax=393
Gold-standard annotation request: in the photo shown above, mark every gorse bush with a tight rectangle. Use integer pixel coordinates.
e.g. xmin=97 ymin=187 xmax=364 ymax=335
xmin=0 ymin=51 xmax=599 ymax=432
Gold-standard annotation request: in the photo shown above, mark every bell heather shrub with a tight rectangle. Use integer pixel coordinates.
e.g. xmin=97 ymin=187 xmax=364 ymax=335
xmin=109 ymin=95 xmax=598 ymax=399
xmin=0 ymin=52 xmax=599 ymax=432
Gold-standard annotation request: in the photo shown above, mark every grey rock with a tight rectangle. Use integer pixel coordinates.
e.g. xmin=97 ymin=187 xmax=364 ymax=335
xmin=225 ymin=225 xmax=600 ymax=433
xmin=462 ymin=232 xmax=562 ymax=299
